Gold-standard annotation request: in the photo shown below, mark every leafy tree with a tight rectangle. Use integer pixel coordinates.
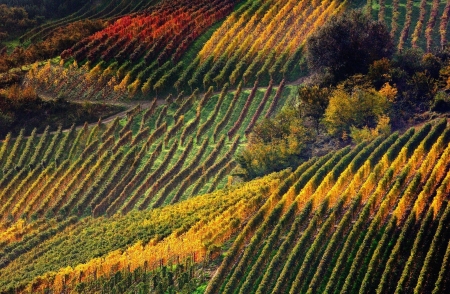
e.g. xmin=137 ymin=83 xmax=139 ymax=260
xmin=367 ymin=58 xmax=394 ymax=89
xmin=393 ymin=48 xmax=426 ymax=76
xmin=368 ymin=50 xmax=442 ymax=113
xmin=350 ymin=115 xmax=391 ymax=143
xmin=306 ymin=9 xmax=394 ymax=84
xmin=297 ymin=85 xmax=331 ymax=133
xmin=324 ymin=86 xmax=390 ymax=137
xmin=407 ymin=71 xmax=438 ymax=103
xmin=378 ymin=82 xmax=398 ymax=103
xmin=236 ymin=108 xmax=313 ymax=180
xmin=421 ymin=53 xmax=442 ymax=79
xmin=0 ymin=4 xmax=35 ymax=41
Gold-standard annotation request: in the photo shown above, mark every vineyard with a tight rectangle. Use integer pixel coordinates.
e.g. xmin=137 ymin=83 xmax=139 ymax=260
xmin=1 ymin=118 xmax=450 ymax=293
xmin=18 ymin=0 xmax=164 ymax=45
xmin=195 ymin=0 xmax=346 ymax=87
xmin=2 ymin=0 xmax=450 ymax=293
xmin=0 ymin=81 xmax=292 ymax=224
xmin=204 ymin=119 xmax=450 ymax=294
xmin=370 ymin=0 xmax=450 ymax=51
xmin=0 ymin=168 xmax=287 ymax=292
xmin=24 ymin=0 xmax=346 ymax=101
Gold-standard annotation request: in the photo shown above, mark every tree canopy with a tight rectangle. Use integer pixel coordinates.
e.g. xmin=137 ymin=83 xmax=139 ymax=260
xmin=0 ymin=4 xmax=35 ymax=41
xmin=306 ymin=10 xmax=394 ymax=83
xmin=324 ymin=86 xmax=390 ymax=137
xmin=236 ymin=108 xmax=313 ymax=180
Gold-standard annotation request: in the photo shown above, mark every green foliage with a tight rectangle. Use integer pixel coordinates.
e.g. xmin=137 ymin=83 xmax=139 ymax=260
xmin=350 ymin=115 xmax=391 ymax=144
xmin=306 ymin=9 xmax=394 ymax=83
xmin=2 ymin=113 xmax=450 ymax=294
xmin=236 ymin=107 xmax=313 ymax=180
xmin=2 ymin=3 xmax=450 ymax=294
xmin=297 ymin=85 xmax=331 ymax=132
xmin=0 ymin=110 xmax=13 ymax=132
xmin=210 ymin=120 xmax=450 ymax=294
xmin=324 ymin=86 xmax=390 ymax=137
xmin=0 ymin=171 xmax=284 ymax=292
xmin=71 ymin=261 xmax=208 ymax=294
xmin=431 ymin=91 xmax=450 ymax=112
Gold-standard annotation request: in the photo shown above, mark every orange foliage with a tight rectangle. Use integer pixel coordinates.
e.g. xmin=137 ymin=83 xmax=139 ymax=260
xmin=0 ymin=20 xmax=105 ymax=74
xmin=25 ymin=174 xmax=279 ymax=293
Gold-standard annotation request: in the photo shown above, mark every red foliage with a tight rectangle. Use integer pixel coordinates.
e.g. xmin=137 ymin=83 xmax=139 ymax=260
xmin=70 ymin=0 xmax=236 ymax=64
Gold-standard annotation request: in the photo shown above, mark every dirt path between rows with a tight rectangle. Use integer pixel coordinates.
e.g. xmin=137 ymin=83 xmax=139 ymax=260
xmin=35 ymin=91 xmax=167 ymax=135
xmin=6 ymin=78 xmax=307 ymax=141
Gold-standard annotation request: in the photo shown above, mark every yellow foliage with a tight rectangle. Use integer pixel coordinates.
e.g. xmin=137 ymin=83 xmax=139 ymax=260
xmin=141 ymin=79 xmax=152 ymax=94
xmin=127 ymin=78 xmax=141 ymax=96
xmin=325 ymin=86 xmax=390 ymax=137
xmin=5 ymin=84 xmax=38 ymax=103
xmin=350 ymin=115 xmax=391 ymax=144
xmin=200 ymin=0 xmax=343 ymax=77
xmin=114 ymin=73 xmax=131 ymax=93
xmin=86 ymin=62 xmax=103 ymax=82
xmin=80 ymin=61 xmax=90 ymax=71
xmin=379 ymin=82 xmax=398 ymax=102
xmin=21 ymin=174 xmax=282 ymax=293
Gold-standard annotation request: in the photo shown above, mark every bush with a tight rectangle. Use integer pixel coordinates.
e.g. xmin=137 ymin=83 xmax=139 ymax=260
xmin=297 ymin=85 xmax=331 ymax=133
xmin=431 ymin=91 xmax=450 ymax=112
xmin=368 ymin=58 xmax=394 ymax=89
xmin=236 ymin=108 xmax=313 ymax=180
xmin=393 ymin=48 xmax=425 ymax=75
xmin=350 ymin=115 xmax=391 ymax=144
xmin=324 ymin=86 xmax=390 ymax=137
xmin=0 ymin=111 xmax=13 ymax=131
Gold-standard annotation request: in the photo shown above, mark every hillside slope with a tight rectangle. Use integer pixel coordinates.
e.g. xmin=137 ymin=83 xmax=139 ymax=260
xmin=0 ymin=170 xmax=287 ymax=292
xmin=24 ymin=0 xmax=346 ymax=101
xmin=2 ymin=0 xmax=450 ymax=293
xmin=1 ymin=119 xmax=450 ymax=293
xmin=205 ymin=119 xmax=450 ymax=294
xmin=0 ymin=81 xmax=296 ymax=225
xmin=370 ymin=0 xmax=450 ymax=52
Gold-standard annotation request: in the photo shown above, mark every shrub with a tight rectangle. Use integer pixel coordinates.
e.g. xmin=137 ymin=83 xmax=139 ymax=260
xmin=350 ymin=115 xmax=392 ymax=144
xmin=324 ymin=86 xmax=390 ymax=137
xmin=431 ymin=91 xmax=450 ymax=112
xmin=236 ymin=108 xmax=313 ymax=180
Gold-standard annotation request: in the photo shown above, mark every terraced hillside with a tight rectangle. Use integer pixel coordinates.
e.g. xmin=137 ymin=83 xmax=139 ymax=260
xmin=2 ymin=0 xmax=450 ymax=293
xmin=1 ymin=119 xmax=449 ymax=293
xmin=0 ymin=81 xmax=293 ymax=223
xmin=17 ymin=0 xmax=164 ymax=44
xmin=24 ymin=0 xmax=346 ymax=101
xmin=206 ymin=119 xmax=450 ymax=294
xmin=370 ymin=0 xmax=450 ymax=51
